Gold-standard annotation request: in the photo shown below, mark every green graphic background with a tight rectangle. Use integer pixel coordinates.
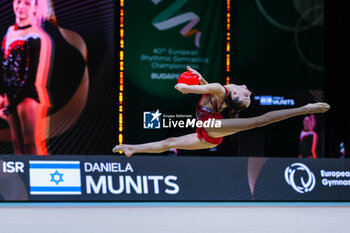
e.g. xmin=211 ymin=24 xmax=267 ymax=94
xmin=124 ymin=0 xmax=224 ymax=143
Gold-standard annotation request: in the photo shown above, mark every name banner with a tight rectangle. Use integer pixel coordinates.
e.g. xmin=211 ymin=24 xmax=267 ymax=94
xmin=0 ymin=155 xmax=349 ymax=201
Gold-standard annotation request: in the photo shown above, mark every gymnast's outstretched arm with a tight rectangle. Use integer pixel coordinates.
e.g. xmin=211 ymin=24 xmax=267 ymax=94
xmin=175 ymin=82 xmax=225 ymax=96
xmin=175 ymin=66 xmax=225 ymax=97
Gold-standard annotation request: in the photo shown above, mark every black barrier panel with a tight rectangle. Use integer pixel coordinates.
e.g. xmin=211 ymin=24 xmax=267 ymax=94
xmin=0 ymin=155 xmax=349 ymax=201
xmin=254 ymin=158 xmax=350 ymax=201
xmin=0 ymin=156 xmax=251 ymax=201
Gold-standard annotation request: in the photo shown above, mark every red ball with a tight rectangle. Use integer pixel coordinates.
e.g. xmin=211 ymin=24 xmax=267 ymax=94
xmin=178 ymin=71 xmax=199 ymax=85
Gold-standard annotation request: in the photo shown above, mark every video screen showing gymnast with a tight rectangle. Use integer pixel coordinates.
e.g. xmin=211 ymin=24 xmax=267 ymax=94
xmin=0 ymin=0 xmax=42 ymax=154
xmin=0 ymin=0 xmax=115 ymax=155
xmin=0 ymin=0 xmax=89 ymax=155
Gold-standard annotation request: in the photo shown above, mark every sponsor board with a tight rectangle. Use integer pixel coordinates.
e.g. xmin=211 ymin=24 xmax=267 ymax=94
xmin=1 ymin=156 xmax=350 ymax=201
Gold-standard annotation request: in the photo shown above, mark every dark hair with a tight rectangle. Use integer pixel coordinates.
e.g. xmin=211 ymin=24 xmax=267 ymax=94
xmin=224 ymin=96 xmax=248 ymax=118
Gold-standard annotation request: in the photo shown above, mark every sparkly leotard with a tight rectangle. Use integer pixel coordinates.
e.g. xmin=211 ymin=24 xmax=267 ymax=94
xmin=196 ymin=87 xmax=229 ymax=145
xmin=0 ymin=26 xmax=40 ymax=115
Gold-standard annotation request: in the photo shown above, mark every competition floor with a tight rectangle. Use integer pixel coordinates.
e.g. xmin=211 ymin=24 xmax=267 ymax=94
xmin=1 ymin=202 xmax=350 ymax=233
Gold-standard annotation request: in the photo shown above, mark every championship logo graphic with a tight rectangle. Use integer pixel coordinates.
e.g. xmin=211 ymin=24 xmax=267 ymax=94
xmin=284 ymin=162 xmax=316 ymax=194
xmin=151 ymin=0 xmax=202 ymax=48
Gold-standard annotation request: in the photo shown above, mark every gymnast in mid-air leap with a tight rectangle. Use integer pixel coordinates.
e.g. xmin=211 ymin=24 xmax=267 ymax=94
xmin=113 ymin=66 xmax=330 ymax=157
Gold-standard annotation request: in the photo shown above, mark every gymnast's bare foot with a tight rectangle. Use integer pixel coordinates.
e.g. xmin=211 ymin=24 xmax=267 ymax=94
xmin=112 ymin=145 xmax=135 ymax=157
xmin=305 ymin=102 xmax=330 ymax=114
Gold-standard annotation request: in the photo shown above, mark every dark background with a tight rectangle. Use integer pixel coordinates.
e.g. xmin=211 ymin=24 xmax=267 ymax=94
xmin=324 ymin=1 xmax=348 ymax=158
xmin=46 ymin=0 xmax=116 ymax=154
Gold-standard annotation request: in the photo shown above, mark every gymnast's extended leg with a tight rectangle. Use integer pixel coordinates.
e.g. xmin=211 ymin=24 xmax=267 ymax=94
xmin=113 ymin=103 xmax=330 ymax=157
xmin=113 ymin=133 xmax=214 ymax=157
xmin=206 ymin=103 xmax=330 ymax=138
xmin=17 ymin=98 xmax=38 ymax=154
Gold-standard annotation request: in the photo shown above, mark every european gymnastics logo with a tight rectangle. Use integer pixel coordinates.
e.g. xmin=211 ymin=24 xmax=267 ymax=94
xmin=284 ymin=163 xmax=316 ymax=194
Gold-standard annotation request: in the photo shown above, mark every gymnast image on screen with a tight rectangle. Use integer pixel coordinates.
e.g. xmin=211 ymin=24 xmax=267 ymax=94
xmin=0 ymin=0 xmax=90 ymax=155
xmin=0 ymin=0 xmax=41 ymax=154
xmin=113 ymin=66 xmax=330 ymax=157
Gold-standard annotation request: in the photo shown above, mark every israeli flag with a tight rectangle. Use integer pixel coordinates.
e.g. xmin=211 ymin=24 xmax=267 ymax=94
xmin=29 ymin=161 xmax=82 ymax=195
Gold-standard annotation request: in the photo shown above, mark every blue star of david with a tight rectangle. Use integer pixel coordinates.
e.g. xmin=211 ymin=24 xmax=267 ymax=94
xmin=50 ymin=170 xmax=64 ymax=185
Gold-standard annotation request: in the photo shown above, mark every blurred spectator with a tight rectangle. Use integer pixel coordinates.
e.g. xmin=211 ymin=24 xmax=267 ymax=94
xmin=299 ymin=115 xmax=317 ymax=158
